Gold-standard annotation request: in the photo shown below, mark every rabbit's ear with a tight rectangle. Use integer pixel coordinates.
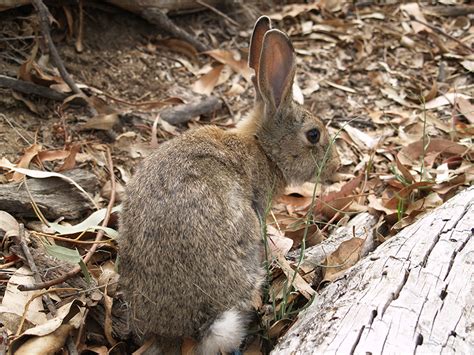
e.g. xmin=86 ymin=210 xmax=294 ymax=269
xmin=258 ymin=29 xmax=296 ymax=111
xmin=249 ymin=16 xmax=271 ymax=99
xmin=249 ymin=16 xmax=271 ymax=77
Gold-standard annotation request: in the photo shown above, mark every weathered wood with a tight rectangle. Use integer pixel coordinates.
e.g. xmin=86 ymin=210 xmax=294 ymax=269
xmin=273 ymin=187 xmax=474 ymax=354
xmin=0 ymin=169 xmax=98 ymax=220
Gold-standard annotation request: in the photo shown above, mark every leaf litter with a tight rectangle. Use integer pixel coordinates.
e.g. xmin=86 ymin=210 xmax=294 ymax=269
xmin=0 ymin=1 xmax=473 ymax=354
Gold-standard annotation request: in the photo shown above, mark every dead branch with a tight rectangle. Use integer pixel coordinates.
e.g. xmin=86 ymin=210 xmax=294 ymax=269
xmin=16 ymin=224 xmax=56 ymax=314
xmin=195 ymin=0 xmax=239 ymax=27
xmin=15 ymin=223 xmax=78 ymax=355
xmin=410 ymin=17 xmax=473 ymax=53
xmin=426 ymin=5 xmax=474 ymax=17
xmin=140 ymin=7 xmax=210 ymax=53
xmin=31 ymin=0 xmax=83 ymax=95
xmin=160 ymin=96 xmax=222 ymax=125
xmin=19 ymin=148 xmax=116 ymax=291
xmin=0 ymin=75 xmax=68 ymax=101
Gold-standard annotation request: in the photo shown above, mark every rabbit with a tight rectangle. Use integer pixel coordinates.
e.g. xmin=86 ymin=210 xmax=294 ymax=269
xmin=119 ymin=15 xmax=340 ymax=355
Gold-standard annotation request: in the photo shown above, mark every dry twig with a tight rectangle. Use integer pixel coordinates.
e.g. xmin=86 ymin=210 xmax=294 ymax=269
xmin=31 ymin=0 xmax=84 ymax=95
xmin=15 ymin=224 xmax=78 ymax=355
xmin=141 ymin=8 xmax=210 ymax=52
xmin=196 ymin=0 xmax=239 ymax=27
xmin=410 ymin=17 xmax=473 ymax=53
xmin=0 ymin=75 xmax=68 ymax=101
xmin=160 ymin=96 xmax=222 ymax=124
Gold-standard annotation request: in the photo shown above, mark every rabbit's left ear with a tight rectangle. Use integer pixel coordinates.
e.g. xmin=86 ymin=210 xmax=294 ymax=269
xmin=249 ymin=16 xmax=271 ymax=100
xmin=258 ymin=29 xmax=296 ymax=111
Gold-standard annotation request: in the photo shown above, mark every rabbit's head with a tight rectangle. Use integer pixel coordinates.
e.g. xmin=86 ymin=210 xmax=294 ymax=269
xmin=241 ymin=16 xmax=340 ymax=186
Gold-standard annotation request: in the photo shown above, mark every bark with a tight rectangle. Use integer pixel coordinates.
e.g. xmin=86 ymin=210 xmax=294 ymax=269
xmin=273 ymin=187 xmax=474 ymax=354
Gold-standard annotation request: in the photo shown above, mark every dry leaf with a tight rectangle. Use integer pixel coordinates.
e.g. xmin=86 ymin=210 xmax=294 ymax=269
xmin=323 ymin=237 xmax=364 ymax=282
xmin=12 ymin=91 xmax=39 ymax=114
xmin=398 ymin=138 xmax=470 ymax=166
xmin=156 ymin=39 xmax=198 ymax=60
xmin=395 ymin=153 xmax=415 ymax=183
xmin=58 ymin=144 xmax=80 ymax=171
xmin=0 ymin=210 xmax=19 ymax=237
xmin=13 ymin=324 xmax=73 ymax=355
xmin=315 ymin=175 xmax=363 ymax=219
xmin=192 ymin=64 xmax=224 ymax=96
xmin=325 ymin=80 xmax=357 ymax=94
xmin=268 ymin=3 xmax=319 ymax=20
xmin=266 ymin=225 xmax=293 ymax=259
xmin=267 ymin=319 xmax=292 ymax=340
xmin=12 ymin=143 xmax=42 ymax=182
xmin=425 ymin=93 xmax=471 ymax=109
xmin=0 ymin=267 xmax=47 ymax=329
xmin=400 ymin=3 xmax=432 ymax=34
xmin=276 ymin=255 xmax=315 ymax=300
xmin=204 ymin=49 xmax=252 ymax=82
xmin=37 ymin=149 xmax=70 ymax=163
xmin=384 ymin=181 xmax=434 ymax=210
xmin=456 ymin=97 xmax=474 ymax=124
xmin=103 ymin=286 xmax=116 ymax=346
xmin=460 ymin=60 xmax=474 ymax=72
xmin=80 ymin=113 xmax=119 ymax=131
xmin=343 ymin=125 xmax=380 ymax=150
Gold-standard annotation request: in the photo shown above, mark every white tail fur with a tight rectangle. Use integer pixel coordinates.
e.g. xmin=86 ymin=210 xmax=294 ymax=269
xmin=198 ymin=309 xmax=246 ymax=355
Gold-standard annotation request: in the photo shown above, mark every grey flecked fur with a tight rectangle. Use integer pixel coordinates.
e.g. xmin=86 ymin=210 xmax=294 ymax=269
xmin=119 ymin=16 xmax=340 ymax=353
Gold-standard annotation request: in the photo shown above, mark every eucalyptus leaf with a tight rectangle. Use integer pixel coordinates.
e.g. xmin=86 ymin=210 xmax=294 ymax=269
xmin=43 ymin=243 xmax=92 ymax=283
xmin=49 ymin=205 xmax=121 ymax=235
xmin=44 ymin=243 xmax=82 ymax=264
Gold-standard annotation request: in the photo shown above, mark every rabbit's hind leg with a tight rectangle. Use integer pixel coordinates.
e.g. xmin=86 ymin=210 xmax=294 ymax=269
xmin=197 ymin=308 xmax=247 ymax=355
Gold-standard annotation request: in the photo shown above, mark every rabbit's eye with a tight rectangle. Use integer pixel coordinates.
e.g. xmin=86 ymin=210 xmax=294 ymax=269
xmin=305 ymin=129 xmax=320 ymax=144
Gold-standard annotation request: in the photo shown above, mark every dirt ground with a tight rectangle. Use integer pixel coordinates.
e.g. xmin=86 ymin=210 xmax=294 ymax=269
xmin=0 ymin=1 xmax=473 ymax=354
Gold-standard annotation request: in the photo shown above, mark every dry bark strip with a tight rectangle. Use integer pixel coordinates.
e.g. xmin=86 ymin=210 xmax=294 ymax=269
xmin=273 ymin=187 xmax=474 ymax=354
xmin=0 ymin=169 xmax=98 ymax=220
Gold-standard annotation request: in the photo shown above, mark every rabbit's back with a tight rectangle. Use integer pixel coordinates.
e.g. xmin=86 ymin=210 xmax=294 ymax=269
xmin=119 ymin=126 xmax=267 ymax=339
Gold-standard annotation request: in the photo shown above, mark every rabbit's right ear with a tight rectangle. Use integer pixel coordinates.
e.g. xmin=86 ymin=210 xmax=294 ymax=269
xmin=249 ymin=16 xmax=271 ymax=99
xmin=258 ymin=30 xmax=296 ymax=111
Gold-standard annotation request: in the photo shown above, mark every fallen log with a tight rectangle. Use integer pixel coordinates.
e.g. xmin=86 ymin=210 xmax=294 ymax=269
xmin=0 ymin=169 xmax=98 ymax=220
xmin=273 ymin=187 xmax=474 ymax=354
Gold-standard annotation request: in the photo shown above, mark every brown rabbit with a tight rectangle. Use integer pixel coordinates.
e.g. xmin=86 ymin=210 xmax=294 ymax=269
xmin=119 ymin=16 xmax=340 ymax=354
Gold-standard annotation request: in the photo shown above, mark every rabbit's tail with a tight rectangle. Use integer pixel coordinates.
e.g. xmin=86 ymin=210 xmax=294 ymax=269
xmin=198 ymin=308 xmax=246 ymax=355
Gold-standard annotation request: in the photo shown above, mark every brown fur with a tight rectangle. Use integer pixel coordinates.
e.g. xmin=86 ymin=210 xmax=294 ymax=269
xmin=119 ymin=16 xmax=340 ymax=352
